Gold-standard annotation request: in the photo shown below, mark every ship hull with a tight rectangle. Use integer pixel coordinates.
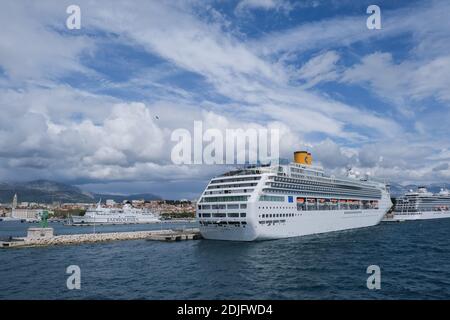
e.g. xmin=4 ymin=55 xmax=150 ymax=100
xmin=386 ymin=210 xmax=450 ymax=222
xmin=200 ymin=192 xmax=391 ymax=241
xmin=200 ymin=208 xmax=387 ymax=241
xmin=255 ymin=209 xmax=385 ymax=240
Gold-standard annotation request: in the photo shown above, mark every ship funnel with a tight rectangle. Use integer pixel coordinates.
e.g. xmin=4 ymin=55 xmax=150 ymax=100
xmin=294 ymin=151 xmax=313 ymax=165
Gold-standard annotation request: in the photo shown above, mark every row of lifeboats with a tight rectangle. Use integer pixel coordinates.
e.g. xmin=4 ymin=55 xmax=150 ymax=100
xmin=296 ymin=197 xmax=378 ymax=205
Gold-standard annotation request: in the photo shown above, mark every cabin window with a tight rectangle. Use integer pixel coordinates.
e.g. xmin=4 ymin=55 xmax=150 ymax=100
xmin=212 ymin=213 xmax=226 ymax=218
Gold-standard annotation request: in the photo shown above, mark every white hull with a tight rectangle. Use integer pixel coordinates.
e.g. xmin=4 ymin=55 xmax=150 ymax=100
xmin=0 ymin=217 xmax=39 ymax=222
xmin=200 ymin=209 xmax=386 ymax=241
xmin=200 ymin=193 xmax=391 ymax=241
xmin=0 ymin=217 xmax=26 ymax=222
xmin=386 ymin=210 xmax=450 ymax=222
xmin=71 ymin=215 xmax=160 ymax=225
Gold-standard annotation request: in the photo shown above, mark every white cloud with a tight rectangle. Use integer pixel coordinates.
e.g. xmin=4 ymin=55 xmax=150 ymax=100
xmin=254 ymin=0 xmax=450 ymax=58
xmin=0 ymin=1 xmax=93 ymax=83
xmin=253 ymin=15 xmax=367 ymax=57
xmin=73 ymin=0 xmax=399 ymax=141
xmin=341 ymin=52 xmax=411 ymax=106
xmin=311 ymin=138 xmax=354 ymax=169
xmin=235 ymin=0 xmax=292 ymax=13
xmin=342 ymin=52 xmax=450 ymax=108
xmin=0 ymin=84 xmax=300 ymax=184
xmin=411 ymin=56 xmax=450 ymax=102
xmin=1 ymin=0 xmax=450 ymax=196
xmin=433 ymin=163 xmax=449 ymax=172
xmin=298 ymin=51 xmax=340 ymax=88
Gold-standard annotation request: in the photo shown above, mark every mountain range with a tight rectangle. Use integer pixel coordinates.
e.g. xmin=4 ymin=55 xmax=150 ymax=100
xmin=1 ymin=179 xmax=449 ymax=204
xmin=0 ymin=180 xmax=161 ymax=204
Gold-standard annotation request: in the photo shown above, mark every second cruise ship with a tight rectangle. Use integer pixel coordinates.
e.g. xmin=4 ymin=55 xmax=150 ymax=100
xmin=388 ymin=187 xmax=450 ymax=221
xmin=197 ymin=151 xmax=392 ymax=241
xmin=71 ymin=202 xmax=160 ymax=225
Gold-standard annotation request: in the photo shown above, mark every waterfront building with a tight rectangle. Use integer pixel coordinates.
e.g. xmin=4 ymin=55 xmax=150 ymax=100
xmin=11 ymin=208 xmax=40 ymax=220
xmin=12 ymin=193 xmax=17 ymax=210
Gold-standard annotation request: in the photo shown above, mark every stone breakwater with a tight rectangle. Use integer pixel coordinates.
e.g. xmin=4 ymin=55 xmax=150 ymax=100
xmin=0 ymin=228 xmax=201 ymax=248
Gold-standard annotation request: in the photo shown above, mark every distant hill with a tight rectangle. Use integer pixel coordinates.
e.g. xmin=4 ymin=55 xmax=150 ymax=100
xmin=92 ymin=193 xmax=162 ymax=203
xmin=2 ymin=179 xmax=448 ymax=204
xmin=0 ymin=180 xmax=94 ymax=203
xmin=0 ymin=180 xmax=161 ymax=204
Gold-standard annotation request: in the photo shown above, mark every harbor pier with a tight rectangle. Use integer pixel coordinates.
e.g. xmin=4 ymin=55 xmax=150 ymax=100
xmin=0 ymin=228 xmax=201 ymax=248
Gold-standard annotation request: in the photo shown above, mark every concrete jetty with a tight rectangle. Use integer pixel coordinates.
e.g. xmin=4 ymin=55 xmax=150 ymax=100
xmin=0 ymin=228 xmax=201 ymax=248
xmin=146 ymin=229 xmax=203 ymax=242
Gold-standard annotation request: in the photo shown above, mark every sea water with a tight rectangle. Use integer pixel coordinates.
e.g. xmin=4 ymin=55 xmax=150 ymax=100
xmin=1 ymin=219 xmax=449 ymax=299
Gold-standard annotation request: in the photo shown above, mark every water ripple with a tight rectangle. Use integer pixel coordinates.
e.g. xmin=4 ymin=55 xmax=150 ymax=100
xmin=1 ymin=219 xmax=450 ymax=299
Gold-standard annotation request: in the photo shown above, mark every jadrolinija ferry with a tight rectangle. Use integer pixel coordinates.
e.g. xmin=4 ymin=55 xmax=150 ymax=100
xmin=388 ymin=187 xmax=450 ymax=221
xmin=197 ymin=151 xmax=392 ymax=241
xmin=71 ymin=202 xmax=160 ymax=225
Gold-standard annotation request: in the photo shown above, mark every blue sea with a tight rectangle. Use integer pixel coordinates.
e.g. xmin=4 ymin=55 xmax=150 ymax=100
xmin=1 ymin=219 xmax=449 ymax=299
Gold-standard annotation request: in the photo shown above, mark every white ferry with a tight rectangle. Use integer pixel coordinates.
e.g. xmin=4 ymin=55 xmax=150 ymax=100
xmin=197 ymin=151 xmax=392 ymax=241
xmin=387 ymin=187 xmax=450 ymax=221
xmin=71 ymin=202 xmax=160 ymax=225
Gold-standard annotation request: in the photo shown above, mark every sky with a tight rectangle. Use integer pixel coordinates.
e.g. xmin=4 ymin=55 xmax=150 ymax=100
xmin=1 ymin=0 xmax=450 ymax=199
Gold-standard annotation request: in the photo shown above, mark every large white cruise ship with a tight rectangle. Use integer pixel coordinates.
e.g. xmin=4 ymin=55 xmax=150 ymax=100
xmin=197 ymin=151 xmax=392 ymax=241
xmin=71 ymin=203 xmax=160 ymax=225
xmin=388 ymin=187 xmax=450 ymax=221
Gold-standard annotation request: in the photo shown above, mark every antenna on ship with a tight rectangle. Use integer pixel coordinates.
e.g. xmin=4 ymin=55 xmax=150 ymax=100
xmin=346 ymin=166 xmax=352 ymax=177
